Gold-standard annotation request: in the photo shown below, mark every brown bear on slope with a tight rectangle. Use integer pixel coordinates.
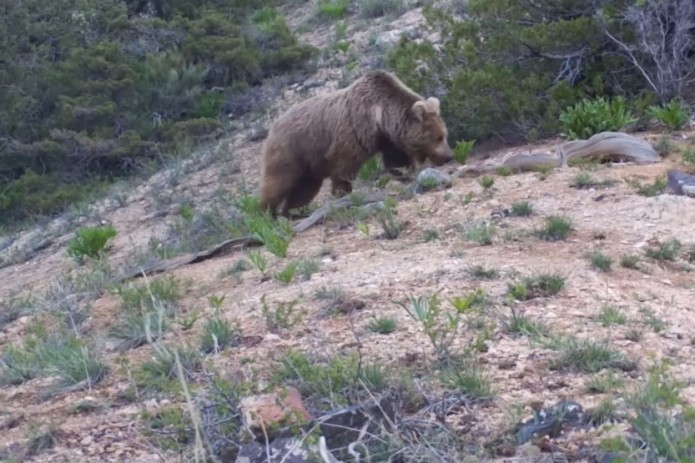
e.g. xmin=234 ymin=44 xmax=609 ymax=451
xmin=258 ymin=70 xmax=455 ymax=218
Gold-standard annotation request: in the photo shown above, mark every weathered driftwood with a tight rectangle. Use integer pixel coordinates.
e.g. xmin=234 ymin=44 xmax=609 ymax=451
xmin=116 ymin=191 xmax=389 ymax=283
xmin=557 ymin=131 xmax=660 ymax=167
xmin=457 ymin=131 xmax=660 ymax=178
xmin=457 ymin=151 xmax=561 ymax=178
xmin=667 ymin=170 xmax=695 ymax=197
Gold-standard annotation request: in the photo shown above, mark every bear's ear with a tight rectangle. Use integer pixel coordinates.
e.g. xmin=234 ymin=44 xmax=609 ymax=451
xmin=426 ymin=97 xmax=441 ymax=114
xmin=411 ymin=100 xmax=429 ymax=121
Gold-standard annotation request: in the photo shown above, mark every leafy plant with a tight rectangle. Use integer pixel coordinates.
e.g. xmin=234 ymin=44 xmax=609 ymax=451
xmin=649 ymin=100 xmax=691 ymax=131
xmin=560 ymin=97 xmax=637 ymax=140
xmin=67 ymin=225 xmax=117 ymax=263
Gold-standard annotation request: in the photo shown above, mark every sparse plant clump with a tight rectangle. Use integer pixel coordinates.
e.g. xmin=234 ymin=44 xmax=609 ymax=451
xmin=501 ymin=308 xmax=551 ymax=339
xmin=645 ymin=238 xmax=682 ymax=261
xmin=357 ymin=0 xmax=406 ymax=18
xmin=587 ymin=250 xmax=613 ymax=272
xmin=510 ymin=201 xmax=534 ymax=217
xmin=260 ymin=295 xmax=304 ymax=332
xmin=571 ymin=172 xmax=616 ymax=189
xmin=199 ymin=317 xmax=240 ymax=354
xmin=649 ymin=100 xmax=691 ymax=131
xmin=620 ymin=254 xmax=641 ymax=269
xmin=550 ymin=336 xmax=636 ymax=373
xmin=627 ymin=175 xmax=668 ymax=197
xmin=317 ymin=0 xmax=350 ymax=19
xmin=367 ymin=316 xmax=397 ymax=334
xmin=507 ymin=273 xmax=565 ymax=301
xmin=597 ymin=306 xmax=627 ymax=327
xmin=440 ymin=358 xmax=492 ymax=399
xmin=535 ymin=215 xmax=572 ymax=241
xmin=683 ymin=146 xmax=695 ymax=165
xmin=459 ymin=220 xmax=494 ymax=245
xmin=67 ymin=225 xmax=117 ymax=263
xmin=469 ymin=265 xmax=499 ymax=280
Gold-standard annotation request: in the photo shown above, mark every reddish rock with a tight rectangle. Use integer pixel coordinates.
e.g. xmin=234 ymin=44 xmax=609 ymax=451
xmin=239 ymin=386 xmax=312 ymax=437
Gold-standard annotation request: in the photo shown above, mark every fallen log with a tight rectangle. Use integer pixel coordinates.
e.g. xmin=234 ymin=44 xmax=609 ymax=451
xmin=457 ymin=131 xmax=660 ymax=178
xmin=557 ymin=131 xmax=660 ymax=167
xmin=115 ymin=191 xmax=390 ymax=283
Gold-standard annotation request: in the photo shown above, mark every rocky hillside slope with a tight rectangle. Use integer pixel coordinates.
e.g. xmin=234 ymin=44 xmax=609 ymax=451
xmin=1 ymin=2 xmax=695 ymax=462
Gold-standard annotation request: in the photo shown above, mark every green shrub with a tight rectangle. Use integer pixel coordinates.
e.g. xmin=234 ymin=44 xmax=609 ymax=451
xmin=649 ymin=100 xmax=691 ymax=131
xmin=67 ymin=225 xmax=118 ymax=263
xmin=318 ymin=0 xmax=350 ymax=19
xmin=559 ymin=97 xmax=637 ymax=140
xmin=357 ymin=0 xmax=406 ymax=18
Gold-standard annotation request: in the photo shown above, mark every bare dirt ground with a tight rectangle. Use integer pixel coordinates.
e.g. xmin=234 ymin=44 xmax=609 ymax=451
xmin=1 ymin=3 xmax=695 ymax=463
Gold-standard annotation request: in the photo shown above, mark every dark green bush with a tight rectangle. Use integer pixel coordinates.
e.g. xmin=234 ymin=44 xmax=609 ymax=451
xmin=0 ymin=0 xmax=317 ymax=228
xmin=559 ymin=97 xmax=637 ymax=140
xmin=385 ymin=0 xmax=692 ymax=146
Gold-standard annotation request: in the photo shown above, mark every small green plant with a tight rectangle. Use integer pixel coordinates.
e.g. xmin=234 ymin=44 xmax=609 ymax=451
xmin=396 ymin=292 xmax=461 ymax=364
xmin=550 ymin=337 xmax=635 ymax=373
xmin=586 ymin=370 xmax=624 ymax=394
xmin=453 ymin=139 xmax=475 ymax=164
xmin=260 ymin=295 xmax=304 ymax=332
xmin=275 ymin=261 xmax=298 ymax=284
xmin=478 ymin=175 xmax=495 ymax=192
xmin=587 ymin=251 xmax=613 ymax=272
xmin=560 ymin=96 xmax=637 ymax=140
xmin=507 ymin=273 xmax=565 ymax=300
xmin=375 ymin=198 xmax=401 ymax=239
xmin=296 ymin=259 xmax=320 ymax=281
xmin=199 ymin=318 xmax=239 ymax=354
xmin=510 ymin=201 xmax=534 ymax=217
xmin=622 ymin=362 xmax=695 ymax=461
xmin=597 ymin=306 xmax=627 ymax=327
xmin=460 ymin=221 xmax=494 ymax=245
xmin=247 ymin=249 xmax=268 ymax=274
xmin=627 ymin=176 xmax=668 ymax=197
xmin=67 ymin=225 xmax=117 ymax=263
xmin=470 ymin=265 xmax=498 ymax=279
xmin=501 ymin=308 xmax=551 ymax=339
xmin=318 ymin=0 xmax=349 ymax=19
xmin=645 ymin=238 xmax=682 ymax=261
xmin=682 ymin=146 xmax=695 ymax=165
xmin=421 ymin=229 xmax=440 ymax=242
xmin=571 ymin=172 xmax=616 ymax=189
xmin=620 ymin=254 xmax=640 ymax=269
xmin=535 ymin=215 xmax=572 ymax=241
xmin=367 ymin=316 xmax=397 ymax=334
xmin=649 ymin=100 xmax=691 ymax=131
xmin=440 ymin=359 xmax=492 ymax=398
xmin=357 ymin=0 xmax=406 ymax=18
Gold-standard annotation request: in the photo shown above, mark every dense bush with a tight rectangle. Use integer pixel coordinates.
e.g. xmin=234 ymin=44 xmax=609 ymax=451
xmin=0 ymin=0 xmax=317 ymax=226
xmin=386 ymin=0 xmax=695 ymax=145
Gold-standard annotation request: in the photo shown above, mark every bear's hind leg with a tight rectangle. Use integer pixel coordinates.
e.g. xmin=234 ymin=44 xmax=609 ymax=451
xmin=259 ymin=172 xmax=299 ymax=218
xmin=282 ymin=176 xmax=324 ymax=218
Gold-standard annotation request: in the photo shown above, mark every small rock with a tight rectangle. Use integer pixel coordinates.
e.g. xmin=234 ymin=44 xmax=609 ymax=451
xmin=415 ymin=167 xmax=452 ymax=193
xmin=80 ymin=436 xmax=94 ymax=446
xmin=683 ymin=184 xmax=695 ymax=197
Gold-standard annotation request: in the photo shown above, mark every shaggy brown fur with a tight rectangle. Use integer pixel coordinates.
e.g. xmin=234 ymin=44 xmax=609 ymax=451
xmin=258 ymin=70 xmax=454 ymax=217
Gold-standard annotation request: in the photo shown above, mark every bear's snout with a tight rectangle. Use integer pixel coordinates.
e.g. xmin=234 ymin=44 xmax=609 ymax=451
xmin=431 ymin=144 xmax=454 ymax=166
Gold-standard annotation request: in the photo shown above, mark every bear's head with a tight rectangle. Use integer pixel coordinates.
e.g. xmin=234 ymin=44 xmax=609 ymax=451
xmin=405 ymin=97 xmax=454 ymax=167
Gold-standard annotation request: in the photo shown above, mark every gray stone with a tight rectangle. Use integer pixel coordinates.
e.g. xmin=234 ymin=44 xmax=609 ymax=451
xmin=415 ymin=167 xmax=452 ymax=193
xmin=667 ymin=169 xmax=695 ymax=196
xmin=234 ymin=438 xmax=319 ymax=463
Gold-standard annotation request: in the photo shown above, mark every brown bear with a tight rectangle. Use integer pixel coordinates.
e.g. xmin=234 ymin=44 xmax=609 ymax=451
xmin=258 ymin=70 xmax=454 ymax=218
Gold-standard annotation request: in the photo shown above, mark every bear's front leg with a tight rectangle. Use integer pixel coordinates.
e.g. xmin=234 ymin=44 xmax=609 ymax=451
xmin=330 ymin=176 xmax=353 ymax=198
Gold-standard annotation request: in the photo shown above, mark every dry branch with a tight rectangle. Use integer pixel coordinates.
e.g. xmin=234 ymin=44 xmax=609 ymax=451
xmin=457 ymin=131 xmax=660 ymax=178
xmin=115 ymin=191 xmax=390 ymax=283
